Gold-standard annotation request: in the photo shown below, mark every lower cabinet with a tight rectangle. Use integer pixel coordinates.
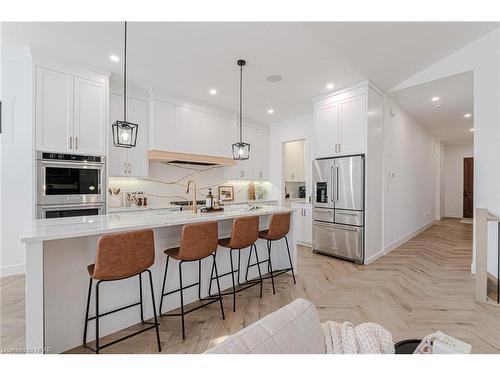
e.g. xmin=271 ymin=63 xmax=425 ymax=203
xmin=108 ymin=93 xmax=149 ymax=177
xmin=291 ymin=203 xmax=312 ymax=245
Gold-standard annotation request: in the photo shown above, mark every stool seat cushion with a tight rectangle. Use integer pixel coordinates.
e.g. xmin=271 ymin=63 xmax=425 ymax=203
xmin=164 ymin=247 xmax=181 ymax=259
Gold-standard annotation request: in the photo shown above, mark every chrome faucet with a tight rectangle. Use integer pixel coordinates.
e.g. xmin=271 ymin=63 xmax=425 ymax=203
xmin=186 ymin=180 xmax=197 ymax=213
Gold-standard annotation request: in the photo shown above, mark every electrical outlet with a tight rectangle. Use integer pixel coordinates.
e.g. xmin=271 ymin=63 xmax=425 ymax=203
xmin=425 ymin=211 xmax=430 ymax=217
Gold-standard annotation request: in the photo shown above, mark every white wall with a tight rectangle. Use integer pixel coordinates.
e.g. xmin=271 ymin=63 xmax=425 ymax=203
xmin=443 ymin=144 xmax=474 ymax=218
xmin=383 ymin=97 xmax=440 ymax=253
xmin=0 ymin=43 xmax=34 ymax=276
xmin=269 ymin=113 xmax=314 ymax=204
xmin=393 ymin=27 xmax=500 ymax=275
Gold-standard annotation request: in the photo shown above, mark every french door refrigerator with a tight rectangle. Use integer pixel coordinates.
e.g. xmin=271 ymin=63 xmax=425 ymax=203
xmin=312 ymin=155 xmax=365 ymax=263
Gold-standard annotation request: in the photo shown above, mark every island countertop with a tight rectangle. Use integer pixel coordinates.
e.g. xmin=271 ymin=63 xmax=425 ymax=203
xmin=20 ymin=205 xmax=295 ymax=243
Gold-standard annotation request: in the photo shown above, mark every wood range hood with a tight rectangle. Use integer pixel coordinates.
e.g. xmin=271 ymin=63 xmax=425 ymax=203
xmin=149 ymin=150 xmax=237 ymax=166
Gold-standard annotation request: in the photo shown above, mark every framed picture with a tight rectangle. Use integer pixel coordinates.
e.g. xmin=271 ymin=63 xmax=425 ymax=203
xmin=218 ymin=185 xmax=234 ymax=201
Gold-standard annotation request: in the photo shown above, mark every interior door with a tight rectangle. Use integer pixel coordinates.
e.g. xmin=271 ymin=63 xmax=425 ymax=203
xmin=463 ymin=157 xmax=474 ymax=218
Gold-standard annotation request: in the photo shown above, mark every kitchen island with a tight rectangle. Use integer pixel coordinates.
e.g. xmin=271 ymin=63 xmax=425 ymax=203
xmin=20 ymin=205 xmax=297 ymax=354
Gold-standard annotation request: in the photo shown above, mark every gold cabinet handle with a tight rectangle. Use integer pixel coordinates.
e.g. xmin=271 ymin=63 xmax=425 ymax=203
xmin=75 ymin=136 xmax=79 ymax=150
xmin=124 ymin=162 xmax=127 ymax=174
xmin=69 ymin=136 xmax=73 ymax=149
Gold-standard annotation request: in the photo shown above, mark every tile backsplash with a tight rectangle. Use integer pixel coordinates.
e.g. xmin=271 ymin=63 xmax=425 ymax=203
xmin=108 ymin=161 xmax=274 ymax=207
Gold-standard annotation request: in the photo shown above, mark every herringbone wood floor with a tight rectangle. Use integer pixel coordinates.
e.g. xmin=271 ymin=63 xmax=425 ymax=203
xmin=2 ymin=219 xmax=499 ymax=353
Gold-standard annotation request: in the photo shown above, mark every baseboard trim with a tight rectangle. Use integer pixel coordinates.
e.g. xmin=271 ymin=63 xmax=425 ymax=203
xmin=384 ymin=220 xmax=437 ymax=255
xmin=0 ymin=263 xmax=26 ymax=277
xmin=364 ymin=250 xmax=385 ymax=265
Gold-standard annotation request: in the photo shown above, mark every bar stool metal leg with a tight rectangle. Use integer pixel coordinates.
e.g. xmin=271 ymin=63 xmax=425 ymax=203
xmin=95 ymin=280 xmax=101 ymax=354
xmin=212 ymin=253 xmax=225 ymax=320
xmin=284 ymin=236 xmax=296 ymax=284
xmin=267 ymin=240 xmax=276 ymax=295
xmin=139 ymin=273 xmax=145 ymax=323
xmin=146 ymin=269 xmax=162 ymax=352
xmin=159 ymin=256 xmax=170 ymax=315
xmin=178 ymin=261 xmax=186 ymax=340
xmin=229 ymin=249 xmax=237 ymax=312
xmin=83 ymin=277 xmax=93 ymax=347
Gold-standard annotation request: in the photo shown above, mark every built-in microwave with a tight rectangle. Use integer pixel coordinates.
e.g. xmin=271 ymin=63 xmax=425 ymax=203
xmin=37 ymin=203 xmax=105 ymax=219
xmin=36 ymin=151 xmax=106 ymax=206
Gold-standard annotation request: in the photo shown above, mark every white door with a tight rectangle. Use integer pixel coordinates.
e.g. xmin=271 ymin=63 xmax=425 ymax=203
xmin=150 ymin=99 xmax=176 ymax=151
xmin=35 ymin=67 xmax=74 ymax=152
xmin=126 ymin=97 xmax=149 ymax=177
xmin=338 ymin=94 xmax=366 ymax=155
xmin=314 ymin=102 xmax=339 ymax=158
xmin=73 ymin=78 xmax=106 ymax=154
xmin=108 ymin=93 xmax=128 ymax=176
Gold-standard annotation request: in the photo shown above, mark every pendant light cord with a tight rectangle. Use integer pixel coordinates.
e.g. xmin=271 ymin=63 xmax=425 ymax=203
xmin=123 ymin=21 xmax=127 ymax=122
xmin=239 ymin=63 xmax=243 ymax=143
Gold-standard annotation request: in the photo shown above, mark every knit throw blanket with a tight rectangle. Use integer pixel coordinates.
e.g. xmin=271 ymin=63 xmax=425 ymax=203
xmin=322 ymin=321 xmax=395 ymax=354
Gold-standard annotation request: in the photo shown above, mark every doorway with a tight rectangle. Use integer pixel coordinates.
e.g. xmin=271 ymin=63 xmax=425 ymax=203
xmin=463 ymin=157 xmax=474 ymax=218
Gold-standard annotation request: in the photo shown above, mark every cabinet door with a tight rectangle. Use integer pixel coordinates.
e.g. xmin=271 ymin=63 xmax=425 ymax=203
xmin=314 ymin=102 xmax=339 ymax=159
xmin=73 ymin=78 xmax=106 ymax=155
xmin=150 ymin=99 xmax=176 ymax=151
xmin=108 ymin=93 xmax=128 ymax=176
xmin=251 ymin=127 xmax=268 ymax=180
xmin=126 ymin=97 xmax=149 ymax=177
xmin=292 ymin=205 xmax=305 ymax=243
xmin=35 ymin=67 xmax=74 ymax=152
xmin=338 ymin=94 xmax=366 ymax=155
xmin=304 ymin=205 xmax=312 ymax=244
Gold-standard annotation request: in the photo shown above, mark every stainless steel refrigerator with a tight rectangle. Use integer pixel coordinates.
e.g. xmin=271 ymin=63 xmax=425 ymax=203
xmin=312 ymin=155 xmax=365 ymax=263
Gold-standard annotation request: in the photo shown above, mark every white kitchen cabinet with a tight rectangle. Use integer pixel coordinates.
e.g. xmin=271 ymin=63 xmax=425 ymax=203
xmin=35 ymin=67 xmax=74 ymax=152
xmin=35 ymin=65 xmax=107 ymax=155
xmin=224 ymin=125 xmax=269 ymax=181
xmin=150 ymin=99 xmax=176 ymax=152
xmin=73 ymin=77 xmax=106 ymax=154
xmin=108 ymin=93 xmax=148 ymax=177
xmin=338 ymin=94 xmax=366 ymax=155
xmin=291 ymin=202 xmax=312 ymax=245
xmin=314 ymin=102 xmax=339 ymax=158
xmin=313 ymin=85 xmax=367 ymax=158
xmin=284 ymin=140 xmax=305 ymax=182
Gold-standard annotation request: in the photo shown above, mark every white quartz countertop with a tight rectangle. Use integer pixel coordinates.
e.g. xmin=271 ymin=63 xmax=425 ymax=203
xmin=21 ymin=205 xmax=294 ymax=243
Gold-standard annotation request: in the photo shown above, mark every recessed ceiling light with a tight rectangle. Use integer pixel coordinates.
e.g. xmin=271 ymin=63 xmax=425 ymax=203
xmin=209 ymin=88 xmax=217 ymax=95
xmin=464 ymin=113 xmax=472 ymax=118
xmin=109 ymin=54 xmax=120 ymax=62
xmin=267 ymin=108 xmax=275 ymax=114
xmin=431 ymin=96 xmax=440 ymax=102
xmin=434 ymin=104 xmax=443 ymax=109
xmin=326 ymin=83 xmax=335 ymax=90
xmin=469 ymin=128 xmax=475 ymax=132
xmin=267 ymin=75 xmax=282 ymax=82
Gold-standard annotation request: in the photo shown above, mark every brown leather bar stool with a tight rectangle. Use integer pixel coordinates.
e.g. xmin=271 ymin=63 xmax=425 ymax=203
xmin=83 ymin=229 xmax=161 ymax=354
xmin=209 ymin=216 xmax=263 ymax=312
xmin=159 ymin=221 xmax=224 ymax=340
xmin=258 ymin=212 xmax=296 ymax=294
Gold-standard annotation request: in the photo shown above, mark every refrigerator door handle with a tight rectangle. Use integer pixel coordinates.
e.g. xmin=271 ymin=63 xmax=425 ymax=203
xmin=330 ymin=165 xmax=335 ymax=202
xmin=332 ymin=165 xmax=339 ymax=202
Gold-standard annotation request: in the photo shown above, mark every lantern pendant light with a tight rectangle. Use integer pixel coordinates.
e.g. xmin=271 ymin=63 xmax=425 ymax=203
xmin=112 ymin=21 xmax=138 ymax=148
xmin=232 ymin=59 xmax=250 ymax=160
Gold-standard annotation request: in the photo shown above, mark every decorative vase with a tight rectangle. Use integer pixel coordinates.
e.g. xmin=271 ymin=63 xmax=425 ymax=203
xmin=109 ymin=194 xmax=122 ymax=208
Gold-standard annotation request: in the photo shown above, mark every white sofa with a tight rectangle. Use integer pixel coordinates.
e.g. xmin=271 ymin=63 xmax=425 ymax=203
xmin=205 ymin=298 xmax=326 ymax=354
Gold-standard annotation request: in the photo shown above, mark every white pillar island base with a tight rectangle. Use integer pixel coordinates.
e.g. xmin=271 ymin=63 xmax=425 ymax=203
xmin=20 ymin=205 xmax=297 ymax=354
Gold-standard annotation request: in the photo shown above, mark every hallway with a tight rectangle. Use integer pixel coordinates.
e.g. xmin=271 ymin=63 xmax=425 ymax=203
xmin=1 ymin=219 xmax=499 ymax=353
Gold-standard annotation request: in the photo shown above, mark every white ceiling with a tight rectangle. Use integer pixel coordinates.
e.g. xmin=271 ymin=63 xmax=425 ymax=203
xmin=3 ymin=22 xmax=497 ymax=125
xmin=390 ymin=71 xmax=474 ymax=146
xmin=303 ymin=22 xmax=498 ymax=92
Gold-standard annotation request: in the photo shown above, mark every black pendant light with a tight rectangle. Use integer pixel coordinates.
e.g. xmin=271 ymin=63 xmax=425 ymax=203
xmin=112 ymin=21 xmax=138 ymax=148
xmin=232 ymin=59 xmax=250 ymax=160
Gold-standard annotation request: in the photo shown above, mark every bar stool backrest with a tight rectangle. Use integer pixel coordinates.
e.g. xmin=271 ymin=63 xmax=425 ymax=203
xmin=93 ymin=229 xmax=155 ymax=280
xmin=267 ymin=212 xmax=291 ymax=240
xmin=178 ymin=221 xmax=219 ymax=260
xmin=228 ymin=216 xmax=259 ymax=249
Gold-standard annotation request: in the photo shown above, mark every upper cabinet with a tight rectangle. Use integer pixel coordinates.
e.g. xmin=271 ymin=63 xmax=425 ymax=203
xmin=108 ymin=93 xmax=149 ymax=177
xmin=313 ymin=84 xmax=368 ymax=158
xmin=150 ymin=99 xmax=176 ymax=152
xmin=35 ymin=62 xmax=108 ymax=155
